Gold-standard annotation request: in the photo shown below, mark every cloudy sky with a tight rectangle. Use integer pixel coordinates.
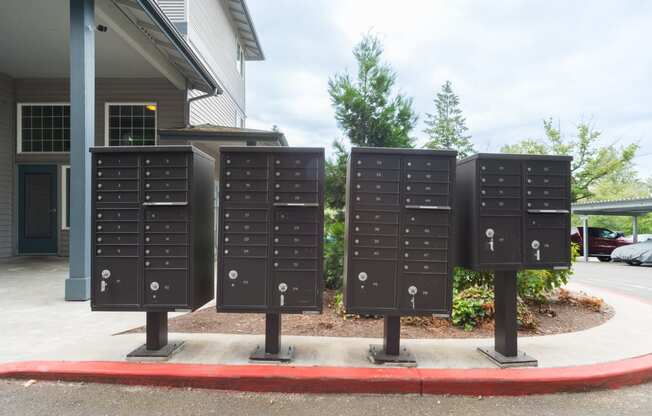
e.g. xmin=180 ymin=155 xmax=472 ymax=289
xmin=244 ymin=0 xmax=652 ymax=178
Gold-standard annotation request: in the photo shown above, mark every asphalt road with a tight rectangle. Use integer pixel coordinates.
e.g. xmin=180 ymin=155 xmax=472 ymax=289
xmin=571 ymin=259 xmax=652 ymax=302
xmin=1 ymin=379 xmax=652 ymax=416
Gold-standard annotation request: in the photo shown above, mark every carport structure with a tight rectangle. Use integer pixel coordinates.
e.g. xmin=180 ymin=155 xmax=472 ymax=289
xmin=571 ymin=197 xmax=652 ymax=261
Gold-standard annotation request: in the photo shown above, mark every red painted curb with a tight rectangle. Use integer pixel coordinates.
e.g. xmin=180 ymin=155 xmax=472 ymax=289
xmin=1 ymin=354 xmax=652 ymax=396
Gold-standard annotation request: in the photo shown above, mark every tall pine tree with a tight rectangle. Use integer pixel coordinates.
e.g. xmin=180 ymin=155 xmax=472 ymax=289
xmin=424 ymin=81 xmax=475 ymax=158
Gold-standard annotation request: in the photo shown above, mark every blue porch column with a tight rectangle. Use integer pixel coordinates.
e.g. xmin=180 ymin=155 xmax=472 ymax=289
xmin=65 ymin=0 xmax=95 ymax=300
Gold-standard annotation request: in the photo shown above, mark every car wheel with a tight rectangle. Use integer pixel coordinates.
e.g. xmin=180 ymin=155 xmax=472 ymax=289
xmin=598 ymin=257 xmax=612 ymax=262
xmin=627 ymin=260 xmax=642 ymax=266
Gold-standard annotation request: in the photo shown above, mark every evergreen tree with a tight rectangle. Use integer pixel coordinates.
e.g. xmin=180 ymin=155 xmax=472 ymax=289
xmin=424 ymin=81 xmax=475 ymax=158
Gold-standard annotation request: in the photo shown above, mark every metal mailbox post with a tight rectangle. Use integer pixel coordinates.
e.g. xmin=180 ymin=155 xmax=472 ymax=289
xmin=216 ymin=146 xmax=324 ymax=362
xmin=343 ymin=147 xmax=457 ymax=365
xmin=91 ymin=146 xmax=215 ymax=358
xmin=455 ymin=153 xmax=572 ymax=367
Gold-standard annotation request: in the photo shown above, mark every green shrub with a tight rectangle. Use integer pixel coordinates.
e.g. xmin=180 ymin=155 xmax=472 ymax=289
xmin=324 ymin=209 xmax=345 ymax=289
xmin=451 ymin=285 xmax=494 ymax=331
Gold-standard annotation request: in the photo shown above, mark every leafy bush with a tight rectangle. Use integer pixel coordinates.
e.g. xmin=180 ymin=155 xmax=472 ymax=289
xmin=324 ymin=209 xmax=345 ymax=289
xmin=451 ymin=285 xmax=494 ymax=331
xmin=453 ymin=267 xmax=493 ymax=292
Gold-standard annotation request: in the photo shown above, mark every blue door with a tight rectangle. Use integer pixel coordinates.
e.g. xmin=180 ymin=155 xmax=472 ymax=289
xmin=18 ymin=165 xmax=58 ymax=254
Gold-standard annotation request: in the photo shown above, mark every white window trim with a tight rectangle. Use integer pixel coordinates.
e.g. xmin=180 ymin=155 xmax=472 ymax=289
xmin=16 ymin=102 xmax=71 ymax=154
xmin=104 ymin=102 xmax=158 ymax=147
xmin=61 ymin=165 xmax=70 ymax=230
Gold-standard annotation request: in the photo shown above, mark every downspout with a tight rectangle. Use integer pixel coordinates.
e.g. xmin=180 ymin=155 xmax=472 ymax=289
xmin=184 ymin=87 xmax=217 ymax=127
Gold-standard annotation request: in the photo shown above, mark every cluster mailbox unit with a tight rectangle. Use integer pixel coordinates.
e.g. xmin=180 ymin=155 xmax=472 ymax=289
xmin=91 ymin=146 xmax=215 ymax=358
xmin=344 ymin=147 xmax=457 ymax=364
xmin=217 ymin=147 xmax=324 ymax=361
xmin=456 ymin=153 xmax=572 ymax=367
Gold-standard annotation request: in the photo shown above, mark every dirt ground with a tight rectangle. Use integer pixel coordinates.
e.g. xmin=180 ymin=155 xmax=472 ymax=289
xmin=128 ymin=289 xmax=614 ymax=338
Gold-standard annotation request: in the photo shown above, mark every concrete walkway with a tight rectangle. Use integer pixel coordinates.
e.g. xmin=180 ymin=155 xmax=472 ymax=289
xmin=2 ymin=257 xmax=652 ymax=369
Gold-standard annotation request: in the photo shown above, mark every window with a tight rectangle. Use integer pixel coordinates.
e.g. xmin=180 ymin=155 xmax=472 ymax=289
xmin=105 ymin=103 xmax=157 ymax=146
xmin=61 ymin=165 xmax=70 ymax=230
xmin=236 ymin=41 xmax=244 ymax=76
xmin=17 ymin=103 xmax=70 ymax=153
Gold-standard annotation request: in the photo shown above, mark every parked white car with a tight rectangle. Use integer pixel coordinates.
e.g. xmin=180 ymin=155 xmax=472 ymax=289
xmin=611 ymin=240 xmax=652 ymax=265
xmin=625 ymin=234 xmax=652 ymax=243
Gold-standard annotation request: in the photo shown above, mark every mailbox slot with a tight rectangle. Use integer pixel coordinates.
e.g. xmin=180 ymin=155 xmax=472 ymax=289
xmin=403 ymin=224 xmax=448 ymax=237
xmin=95 ymin=245 xmax=138 ymax=257
xmin=478 ymin=160 xmax=520 ymax=174
xmin=354 ymin=169 xmax=400 ymax=181
xmin=353 ymin=210 xmax=399 ymax=224
xmin=273 ymin=168 xmax=318 ymax=180
xmin=480 ymin=174 xmax=521 ymax=187
xmin=96 ymin=191 xmax=139 ymax=204
xmin=225 ymin=167 xmax=268 ymax=179
xmin=96 ymin=233 xmax=138 ymax=245
xmin=401 ymin=261 xmax=447 ymax=275
xmin=273 ymin=192 xmax=318 ymax=204
xmin=225 ymin=209 xmax=268 ymax=222
xmin=403 ymin=211 xmax=449 ymax=225
xmin=405 ymin=182 xmax=448 ymax=195
xmin=145 ymin=206 xmax=188 ymax=221
xmin=224 ymin=233 xmax=267 ymax=246
xmin=224 ymin=180 xmax=268 ymax=192
xmin=351 ymin=235 xmax=398 ymax=247
xmin=224 ymin=153 xmax=267 ymax=167
xmin=351 ymin=247 xmax=397 ymax=260
xmin=273 ymin=181 xmax=318 ymax=193
xmin=96 ymin=209 xmax=138 ymax=221
xmin=403 ymin=237 xmax=448 ymax=250
xmin=275 ymin=207 xmax=317 ymax=222
xmin=145 ymin=245 xmax=188 ymax=257
xmin=404 ymin=194 xmax=449 ymax=206
xmin=405 ymin=156 xmax=450 ymax=171
xmin=526 ymin=175 xmax=566 ymax=187
xmin=405 ymin=170 xmax=449 ymax=182
xmin=480 ymin=187 xmax=521 ymax=198
xmin=97 ymin=167 xmax=138 ymax=179
xmin=144 ymin=167 xmax=187 ymax=179
xmin=96 ymin=179 xmax=138 ymax=191
xmin=352 ymin=223 xmax=398 ymax=235
xmin=145 ymin=233 xmax=188 ymax=245
xmin=223 ymin=191 xmax=268 ymax=204
xmin=144 ymin=153 xmax=188 ymax=167
xmin=354 ymin=155 xmax=401 ymax=170
xmin=354 ymin=192 xmax=400 ymax=205
xmin=274 ymin=155 xmax=320 ymax=169
xmin=224 ymin=221 xmax=267 ymax=234
xmin=96 ymin=154 xmax=138 ymax=167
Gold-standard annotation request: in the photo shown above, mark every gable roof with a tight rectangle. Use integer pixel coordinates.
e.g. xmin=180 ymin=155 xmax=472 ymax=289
xmin=227 ymin=0 xmax=265 ymax=60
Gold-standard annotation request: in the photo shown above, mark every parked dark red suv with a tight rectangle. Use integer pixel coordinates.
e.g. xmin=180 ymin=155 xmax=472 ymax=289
xmin=570 ymin=227 xmax=632 ymax=262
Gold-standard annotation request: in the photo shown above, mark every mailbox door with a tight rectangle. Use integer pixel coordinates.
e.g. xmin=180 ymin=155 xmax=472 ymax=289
xmin=93 ymin=258 xmax=139 ymax=308
xmin=477 ymin=216 xmax=522 ymax=268
xmin=524 ymin=213 xmax=570 ymax=268
xmin=144 ymin=270 xmax=188 ymax=307
xmin=398 ymin=276 xmax=447 ymax=313
xmin=349 ymin=260 xmax=396 ymax=310
xmin=220 ymin=259 xmax=267 ymax=308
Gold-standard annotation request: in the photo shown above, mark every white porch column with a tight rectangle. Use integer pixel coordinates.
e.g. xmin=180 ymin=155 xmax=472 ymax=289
xmin=582 ymin=216 xmax=589 ymax=262
xmin=632 ymin=215 xmax=639 ymax=244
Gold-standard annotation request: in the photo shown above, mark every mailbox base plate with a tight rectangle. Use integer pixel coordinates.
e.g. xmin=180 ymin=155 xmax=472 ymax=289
xmin=249 ymin=345 xmax=294 ymax=363
xmin=477 ymin=347 xmax=538 ymax=368
xmin=126 ymin=341 xmax=185 ymax=361
xmin=368 ymin=344 xmax=417 ymax=367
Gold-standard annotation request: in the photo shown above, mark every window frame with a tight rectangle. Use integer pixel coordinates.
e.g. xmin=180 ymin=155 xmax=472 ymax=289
xmin=16 ymin=102 xmax=71 ymax=154
xmin=61 ymin=164 xmax=70 ymax=230
xmin=103 ymin=102 xmax=158 ymax=147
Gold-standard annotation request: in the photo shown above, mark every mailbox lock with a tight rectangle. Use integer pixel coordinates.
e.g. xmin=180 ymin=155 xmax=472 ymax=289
xmin=101 ymin=269 xmax=111 ymax=279
xmin=408 ymin=285 xmax=418 ymax=295
xmin=358 ymin=272 xmax=368 ymax=282
xmin=485 ymin=228 xmax=495 ymax=238
xmin=150 ymin=281 xmax=160 ymax=291
xmin=278 ymin=283 xmax=288 ymax=293
xmin=531 ymin=240 xmax=540 ymax=249
xmin=228 ymin=270 xmax=238 ymax=280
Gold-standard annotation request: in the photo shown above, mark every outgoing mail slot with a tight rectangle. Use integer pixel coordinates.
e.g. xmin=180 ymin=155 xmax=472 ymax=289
xmin=350 ymin=235 xmax=397 ymax=247
xmin=526 ymin=199 xmax=567 ymax=210
xmin=96 ymin=154 xmax=138 ymax=167
xmin=354 ymin=192 xmax=399 ymax=205
xmin=144 ymin=153 xmax=188 ymax=166
xmin=478 ymin=216 xmax=522 ymax=266
xmin=405 ymin=170 xmax=449 ymax=182
xmin=350 ymin=260 xmax=396 ymax=310
xmin=225 ymin=167 xmax=268 ymax=179
xmin=145 ymin=246 xmax=188 ymax=257
xmin=274 ymin=155 xmax=320 ymax=169
xmin=145 ymin=257 xmax=188 ymax=269
xmin=224 ymin=233 xmax=267 ymax=245
xmin=223 ymin=191 xmax=268 ymax=204
xmin=223 ymin=246 xmax=267 ymax=258
xmin=480 ymin=175 xmax=521 ymax=187
xmin=96 ymin=180 xmax=138 ymax=191
xmin=144 ymin=234 xmax=188 ymax=245
xmin=224 ymin=209 xmax=268 ymax=222
xmin=524 ymin=228 xmax=569 ymax=266
xmin=525 ymin=161 xmax=569 ymax=176
xmin=404 ymin=194 xmax=449 ymax=206
xmin=403 ymin=248 xmax=447 ymax=262
xmin=478 ymin=160 xmax=521 ymax=175
xmin=96 ymin=222 xmax=138 ymax=233
xmin=145 ymin=222 xmax=188 ymax=233
xmin=405 ymin=182 xmax=448 ymax=195
xmin=273 ymin=246 xmax=318 ymax=258
xmin=144 ymin=167 xmax=187 ymax=179
xmin=352 ymin=223 xmax=398 ymax=235
xmin=96 ymin=234 xmax=138 ymax=245
xmin=480 ymin=187 xmax=521 ymax=198
xmin=224 ymin=221 xmax=267 ymax=234
xmin=275 ymin=207 xmax=318 ymax=222
xmin=274 ymin=222 xmax=318 ymax=235
xmin=273 ymin=168 xmax=318 ymax=180
xmin=95 ymin=245 xmax=138 ymax=257
xmin=526 ymin=175 xmax=566 ymax=187
xmin=402 ymin=261 xmax=446 ymax=274
xmin=93 ymin=258 xmax=138 ymax=307
xmin=144 ymin=191 xmax=188 ymax=203
xmin=272 ymin=272 xmax=317 ymax=307
xmin=273 ymin=234 xmax=318 ymax=246
xmin=224 ymin=153 xmax=267 ymax=167
xmin=351 ymin=247 xmax=396 ymax=259
xmin=405 ymin=157 xmax=450 ymax=171
xmin=354 ymin=155 xmax=400 ymax=170
xmin=96 ymin=168 xmax=138 ymax=179
xmin=96 ymin=191 xmax=139 ymax=204
xmin=273 ymin=181 xmax=318 ymax=193
xmin=224 ymin=180 xmax=268 ymax=192
xmin=399 ymin=277 xmax=447 ymax=312
xmin=145 ymin=206 xmax=188 ymax=221
xmin=221 ymin=259 xmax=267 ymax=308
xmin=354 ymin=169 xmax=400 ymax=181
xmin=526 ymin=187 xmax=565 ymax=198
xmin=96 ymin=209 xmax=138 ymax=221
xmin=273 ymin=192 xmax=318 ymax=204
xmin=403 ymin=211 xmax=449 ymax=225
xmin=352 ymin=211 xmax=398 ymax=224
xmin=144 ymin=180 xmax=188 ymax=191
xmin=272 ymin=259 xmax=317 ymax=271
xmin=403 ymin=237 xmax=448 ymax=250
xmin=354 ymin=181 xmax=400 ymax=193
xmin=144 ymin=270 xmax=188 ymax=307
xmin=403 ymin=224 xmax=448 ymax=237
xmin=480 ymin=198 xmax=521 ymax=211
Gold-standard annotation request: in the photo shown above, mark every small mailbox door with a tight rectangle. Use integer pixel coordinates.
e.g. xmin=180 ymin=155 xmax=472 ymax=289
xmin=350 ymin=260 xmax=396 ymax=309
xmin=221 ymin=259 xmax=267 ymax=308
xmin=93 ymin=258 xmax=139 ymax=307
xmin=524 ymin=213 xmax=570 ymax=267
xmin=478 ymin=216 xmax=522 ymax=266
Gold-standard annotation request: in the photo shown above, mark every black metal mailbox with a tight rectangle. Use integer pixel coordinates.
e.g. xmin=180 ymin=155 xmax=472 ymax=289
xmin=91 ymin=146 xmax=215 ymax=312
xmin=455 ymin=154 xmax=572 ymax=271
xmin=343 ymin=148 xmax=457 ymax=316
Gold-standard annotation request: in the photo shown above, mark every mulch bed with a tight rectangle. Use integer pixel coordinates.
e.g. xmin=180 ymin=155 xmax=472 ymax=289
xmin=126 ymin=290 xmax=614 ymax=339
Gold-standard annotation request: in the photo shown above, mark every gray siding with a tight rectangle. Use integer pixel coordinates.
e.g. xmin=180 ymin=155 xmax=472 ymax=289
xmin=0 ymin=74 xmax=15 ymax=258
xmin=13 ymin=77 xmax=186 ymax=256
xmin=155 ymin=0 xmax=187 ymax=21
xmin=188 ymin=88 xmax=243 ymax=127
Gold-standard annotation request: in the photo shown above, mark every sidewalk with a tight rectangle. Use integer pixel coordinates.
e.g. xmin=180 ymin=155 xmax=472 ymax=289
xmin=2 ymin=257 xmax=652 ymax=395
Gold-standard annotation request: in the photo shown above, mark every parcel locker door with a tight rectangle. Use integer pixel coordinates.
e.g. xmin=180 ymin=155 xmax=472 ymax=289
xmin=221 ymin=259 xmax=267 ymax=309
xmin=272 ymin=272 xmax=317 ymax=308
xmin=398 ymin=277 xmax=447 ymax=313
xmin=524 ymin=214 xmax=570 ymax=268
xmin=144 ymin=270 xmax=189 ymax=307
xmin=93 ymin=258 xmax=139 ymax=308
xmin=349 ymin=260 xmax=396 ymax=310
xmin=478 ymin=216 xmax=522 ymax=268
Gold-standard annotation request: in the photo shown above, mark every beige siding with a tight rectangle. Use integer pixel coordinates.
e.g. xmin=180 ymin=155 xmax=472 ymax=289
xmin=13 ymin=77 xmax=186 ymax=256
xmin=188 ymin=88 xmax=243 ymax=127
xmin=187 ymin=0 xmax=246 ymax=115
xmin=0 ymin=74 xmax=15 ymax=257
xmin=155 ymin=0 xmax=187 ymax=22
